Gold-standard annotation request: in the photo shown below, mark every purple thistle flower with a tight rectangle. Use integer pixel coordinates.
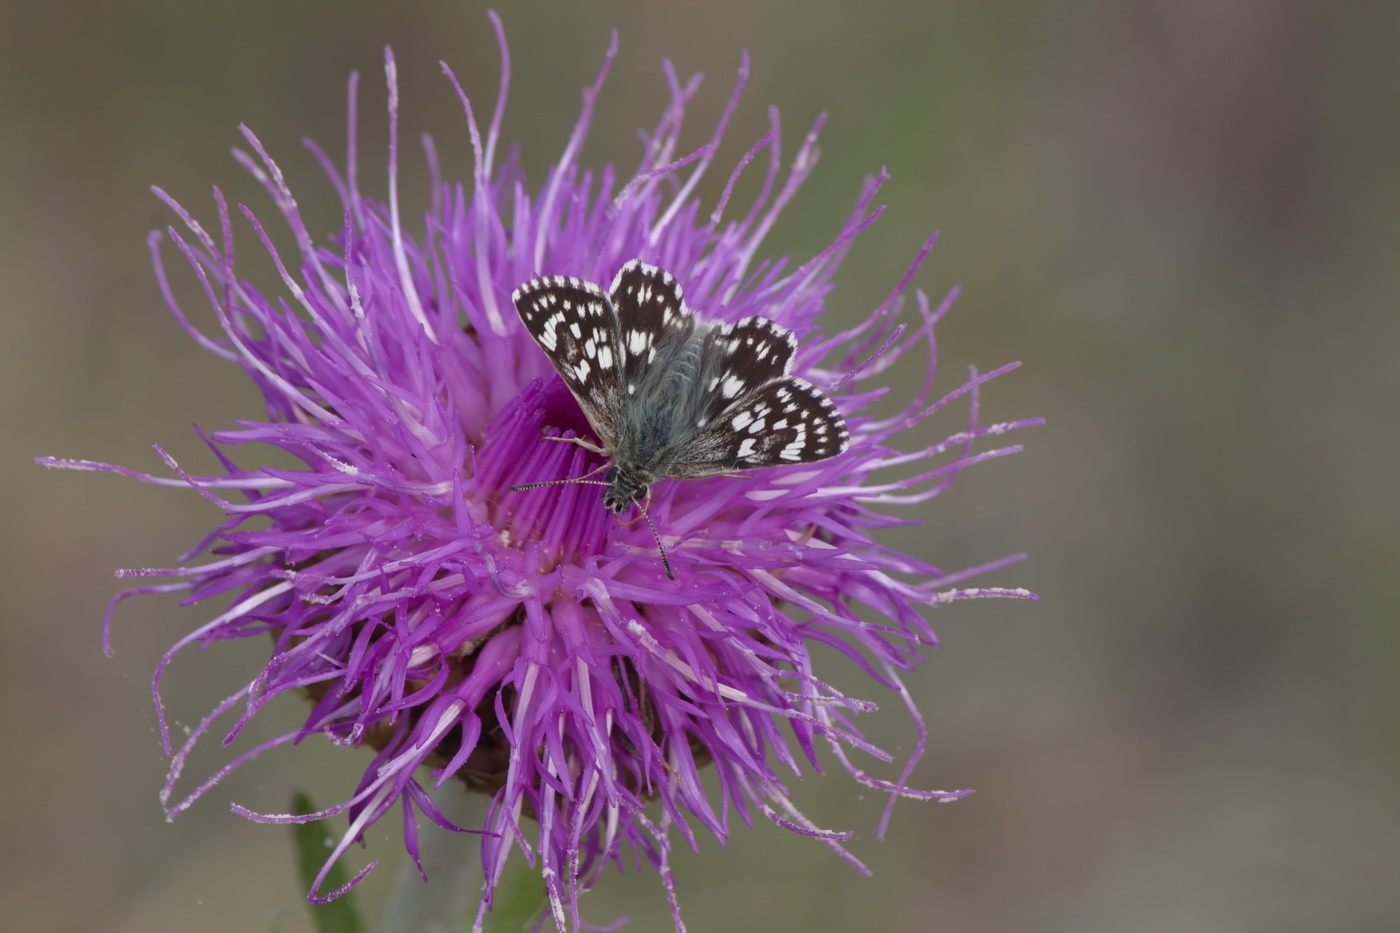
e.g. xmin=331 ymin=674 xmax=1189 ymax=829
xmin=43 ymin=15 xmax=1040 ymax=932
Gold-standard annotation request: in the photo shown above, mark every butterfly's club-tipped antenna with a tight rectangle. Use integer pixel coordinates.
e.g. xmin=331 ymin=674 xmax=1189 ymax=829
xmin=509 ymin=463 xmax=673 ymax=579
xmin=639 ymin=503 xmax=673 ymax=580
xmin=617 ymin=493 xmax=674 ymax=580
xmin=508 ymin=462 xmax=609 ymax=493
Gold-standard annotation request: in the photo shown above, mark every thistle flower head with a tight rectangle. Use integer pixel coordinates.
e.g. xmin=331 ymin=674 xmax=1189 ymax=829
xmin=44 ymin=15 xmax=1039 ymax=931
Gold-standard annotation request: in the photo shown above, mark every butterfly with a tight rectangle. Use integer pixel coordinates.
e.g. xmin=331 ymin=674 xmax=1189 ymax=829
xmin=510 ymin=260 xmax=849 ymax=577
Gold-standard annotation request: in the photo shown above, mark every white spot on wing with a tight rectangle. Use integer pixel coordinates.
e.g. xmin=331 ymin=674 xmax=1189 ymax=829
xmin=780 ymin=425 xmax=808 ymax=460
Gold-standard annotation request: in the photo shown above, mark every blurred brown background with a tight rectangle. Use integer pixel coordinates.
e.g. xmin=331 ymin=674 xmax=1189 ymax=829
xmin=4 ymin=1 xmax=1397 ymax=931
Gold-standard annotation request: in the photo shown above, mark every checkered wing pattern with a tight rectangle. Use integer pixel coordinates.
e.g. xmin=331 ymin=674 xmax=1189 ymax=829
xmin=512 ymin=274 xmax=626 ymax=449
xmin=608 ymin=260 xmax=698 ymax=385
xmin=513 ymin=260 xmax=849 ymax=486
xmin=671 ymin=377 xmax=850 ymax=477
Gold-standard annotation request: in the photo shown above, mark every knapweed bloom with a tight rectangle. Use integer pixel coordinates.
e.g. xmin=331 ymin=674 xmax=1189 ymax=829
xmin=44 ymin=16 xmax=1039 ymax=932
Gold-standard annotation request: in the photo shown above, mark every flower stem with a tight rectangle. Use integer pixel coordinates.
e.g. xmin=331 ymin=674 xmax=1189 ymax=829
xmin=377 ymin=790 xmax=484 ymax=933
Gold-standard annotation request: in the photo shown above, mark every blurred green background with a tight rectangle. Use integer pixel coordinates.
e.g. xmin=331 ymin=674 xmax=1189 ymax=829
xmin=4 ymin=2 xmax=1397 ymax=931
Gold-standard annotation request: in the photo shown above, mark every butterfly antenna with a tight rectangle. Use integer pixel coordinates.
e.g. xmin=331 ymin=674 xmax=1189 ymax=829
xmin=509 ymin=462 xmax=610 ymax=492
xmin=639 ymin=506 xmax=673 ymax=580
xmin=510 ymin=477 xmax=609 ymax=491
xmin=510 ymin=478 xmax=609 ymax=491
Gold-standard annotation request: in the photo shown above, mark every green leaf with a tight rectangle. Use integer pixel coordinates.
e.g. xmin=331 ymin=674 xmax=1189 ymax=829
xmin=479 ymin=857 xmax=550 ymax=933
xmin=289 ymin=790 xmax=367 ymax=933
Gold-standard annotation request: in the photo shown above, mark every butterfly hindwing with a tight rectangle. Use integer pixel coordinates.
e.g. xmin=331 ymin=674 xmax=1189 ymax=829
xmin=670 ymin=376 xmax=850 ymax=478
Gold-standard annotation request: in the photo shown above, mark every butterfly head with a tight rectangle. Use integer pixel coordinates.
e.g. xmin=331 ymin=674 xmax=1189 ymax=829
xmin=602 ymin=465 xmax=652 ymax=514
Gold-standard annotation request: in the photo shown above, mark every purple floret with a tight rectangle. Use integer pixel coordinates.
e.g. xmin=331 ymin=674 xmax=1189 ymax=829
xmin=41 ymin=13 xmax=1040 ymax=932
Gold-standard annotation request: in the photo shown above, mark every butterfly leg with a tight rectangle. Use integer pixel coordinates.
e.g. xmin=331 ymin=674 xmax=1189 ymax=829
xmin=543 ymin=434 xmax=609 ymax=456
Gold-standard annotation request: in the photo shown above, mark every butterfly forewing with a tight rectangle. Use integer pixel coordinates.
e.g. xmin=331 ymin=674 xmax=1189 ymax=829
xmin=512 ymin=275 xmax=627 ymax=448
xmin=608 ymin=260 xmax=698 ymax=387
xmin=695 ymin=316 xmax=798 ymax=424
